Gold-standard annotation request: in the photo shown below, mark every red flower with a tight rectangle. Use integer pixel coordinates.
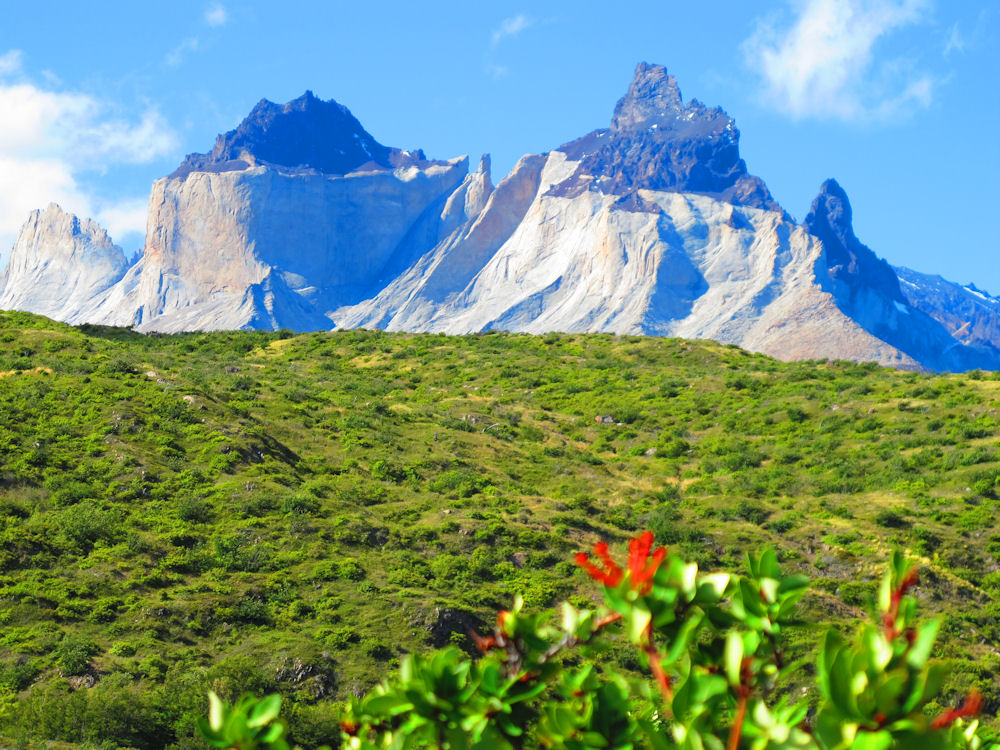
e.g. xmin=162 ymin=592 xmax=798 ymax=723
xmin=576 ymin=531 xmax=666 ymax=593
xmin=628 ymin=531 xmax=667 ymax=594
xmin=575 ymin=541 xmax=623 ymax=587
xmin=931 ymin=689 xmax=983 ymax=729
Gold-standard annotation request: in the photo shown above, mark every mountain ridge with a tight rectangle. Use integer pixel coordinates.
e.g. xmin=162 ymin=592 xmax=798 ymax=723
xmin=1 ymin=62 xmax=997 ymax=372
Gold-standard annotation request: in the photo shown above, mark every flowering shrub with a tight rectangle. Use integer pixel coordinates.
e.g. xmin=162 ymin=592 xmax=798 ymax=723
xmin=201 ymin=534 xmax=996 ymax=749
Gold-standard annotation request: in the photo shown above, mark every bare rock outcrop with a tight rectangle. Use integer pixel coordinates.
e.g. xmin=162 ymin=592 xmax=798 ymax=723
xmin=0 ymin=204 xmax=128 ymax=322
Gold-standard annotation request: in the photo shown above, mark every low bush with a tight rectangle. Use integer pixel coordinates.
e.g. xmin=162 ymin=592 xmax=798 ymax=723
xmin=204 ymin=535 xmax=996 ymax=749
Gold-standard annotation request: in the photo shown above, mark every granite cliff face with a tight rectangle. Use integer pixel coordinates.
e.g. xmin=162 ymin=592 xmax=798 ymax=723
xmin=1 ymin=63 xmax=997 ymax=372
xmin=0 ymin=204 xmax=128 ymax=323
xmin=87 ymin=94 xmax=472 ymax=332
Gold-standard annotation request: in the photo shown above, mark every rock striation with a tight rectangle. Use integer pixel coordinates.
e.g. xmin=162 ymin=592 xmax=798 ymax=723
xmin=1 ymin=63 xmax=997 ymax=372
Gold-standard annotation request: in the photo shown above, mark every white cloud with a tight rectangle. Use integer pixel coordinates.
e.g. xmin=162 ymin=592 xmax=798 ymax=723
xmin=165 ymin=37 xmax=200 ymax=67
xmin=744 ymin=0 xmax=934 ymax=121
xmin=205 ymin=3 xmax=228 ymax=27
xmin=0 ymin=67 xmax=177 ymax=261
xmin=0 ymin=50 xmax=22 ymax=77
xmin=491 ymin=14 xmax=533 ymax=46
xmin=943 ymin=22 xmax=965 ymax=56
xmin=97 ymin=198 xmax=149 ymax=243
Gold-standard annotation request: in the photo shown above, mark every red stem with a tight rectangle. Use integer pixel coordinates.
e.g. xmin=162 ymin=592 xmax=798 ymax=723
xmin=643 ymin=623 xmax=673 ymax=704
xmin=727 ymin=693 xmax=748 ymax=750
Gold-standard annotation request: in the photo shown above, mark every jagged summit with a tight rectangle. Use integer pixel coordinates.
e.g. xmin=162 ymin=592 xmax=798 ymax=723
xmin=0 ymin=203 xmax=128 ymax=322
xmin=550 ymin=63 xmax=781 ymax=212
xmin=170 ymin=91 xmax=429 ymax=179
xmin=804 ymin=178 xmax=903 ymax=301
xmin=609 ymin=61 xmax=685 ymax=130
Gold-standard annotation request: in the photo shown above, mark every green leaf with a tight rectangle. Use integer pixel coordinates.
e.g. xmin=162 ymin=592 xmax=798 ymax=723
xmin=852 ymin=729 xmax=893 ymax=750
xmin=247 ymin=694 xmax=282 ymax=728
xmin=725 ymin=630 xmax=744 ymax=687
xmin=758 ymin=548 xmax=780 ymax=579
xmin=662 ymin=611 xmax=704 ymax=666
xmin=696 ymin=573 xmax=730 ymax=602
xmin=759 ymin=577 xmax=779 ymax=605
xmin=208 ymin=691 xmax=225 ymax=732
xmin=628 ymin=607 xmax=652 ymax=644
xmin=906 ymin=619 xmax=940 ymax=669
xmin=366 ymin=694 xmax=416 ymax=717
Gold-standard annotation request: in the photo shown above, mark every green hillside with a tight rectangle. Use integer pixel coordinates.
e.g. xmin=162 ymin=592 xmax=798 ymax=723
xmin=0 ymin=311 xmax=996 ymax=748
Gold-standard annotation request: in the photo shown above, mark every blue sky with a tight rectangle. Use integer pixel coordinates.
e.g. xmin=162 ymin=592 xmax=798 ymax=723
xmin=0 ymin=1 xmax=997 ymax=290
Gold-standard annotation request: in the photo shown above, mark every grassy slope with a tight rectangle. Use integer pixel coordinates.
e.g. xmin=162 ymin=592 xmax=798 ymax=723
xmin=0 ymin=311 xmax=997 ymax=747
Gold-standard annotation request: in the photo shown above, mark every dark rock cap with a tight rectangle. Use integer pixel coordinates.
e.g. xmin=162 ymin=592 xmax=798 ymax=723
xmin=550 ymin=62 xmax=781 ymax=213
xmin=169 ymin=91 xmax=433 ymax=179
xmin=804 ymin=179 xmax=903 ymax=300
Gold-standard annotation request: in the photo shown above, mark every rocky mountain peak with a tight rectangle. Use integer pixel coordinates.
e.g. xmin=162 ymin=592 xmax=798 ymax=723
xmin=610 ymin=62 xmax=684 ymax=131
xmin=0 ymin=203 xmax=128 ymax=321
xmin=550 ymin=62 xmax=780 ymax=212
xmin=170 ymin=91 xmax=396 ymax=179
xmin=805 ymin=179 xmax=853 ymax=244
xmin=804 ymin=179 xmax=903 ymax=301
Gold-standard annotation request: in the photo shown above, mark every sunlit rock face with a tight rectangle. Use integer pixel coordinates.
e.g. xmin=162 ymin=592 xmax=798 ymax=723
xmin=333 ymin=63 xmax=994 ymax=371
xmin=2 ymin=66 xmax=998 ymax=372
xmin=91 ymin=92 xmax=473 ymax=332
xmin=0 ymin=204 xmax=128 ymax=323
xmin=108 ymin=157 xmax=470 ymax=332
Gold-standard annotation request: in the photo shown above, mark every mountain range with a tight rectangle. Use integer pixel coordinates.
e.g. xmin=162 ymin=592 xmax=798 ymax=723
xmin=1 ymin=62 xmax=997 ymax=372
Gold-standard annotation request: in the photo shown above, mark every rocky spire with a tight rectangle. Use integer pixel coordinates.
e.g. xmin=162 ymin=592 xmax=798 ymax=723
xmin=610 ymin=62 xmax=684 ymax=131
xmin=0 ymin=203 xmax=129 ymax=320
xmin=804 ymin=179 xmax=903 ymax=300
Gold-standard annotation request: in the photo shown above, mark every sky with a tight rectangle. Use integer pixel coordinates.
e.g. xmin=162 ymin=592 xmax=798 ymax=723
xmin=0 ymin=0 xmax=997 ymax=290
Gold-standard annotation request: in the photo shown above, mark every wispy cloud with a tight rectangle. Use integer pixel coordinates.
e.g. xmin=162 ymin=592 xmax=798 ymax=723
xmin=491 ymin=14 xmax=533 ymax=46
xmin=743 ymin=0 xmax=934 ymax=122
xmin=165 ymin=37 xmax=200 ymax=67
xmin=0 ymin=50 xmax=22 ymax=77
xmin=0 ymin=57 xmax=178 ymax=258
xmin=484 ymin=63 xmax=508 ymax=79
xmin=204 ymin=3 xmax=228 ymax=27
xmin=943 ymin=22 xmax=965 ymax=56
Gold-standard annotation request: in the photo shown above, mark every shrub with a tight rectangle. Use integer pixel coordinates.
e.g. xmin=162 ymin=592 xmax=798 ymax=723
xmin=735 ymin=499 xmax=770 ymax=525
xmin=204 ymin=536 xmax=996 ymax=750
xmin=875 ymin=507 xmax=911 ymax=529
xmin=53 ymin=634 xmax=99 ymax=676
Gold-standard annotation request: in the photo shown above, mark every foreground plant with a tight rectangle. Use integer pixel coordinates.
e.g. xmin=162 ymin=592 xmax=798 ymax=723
xmin=201 ymin=534 xmax=995 ymax=749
